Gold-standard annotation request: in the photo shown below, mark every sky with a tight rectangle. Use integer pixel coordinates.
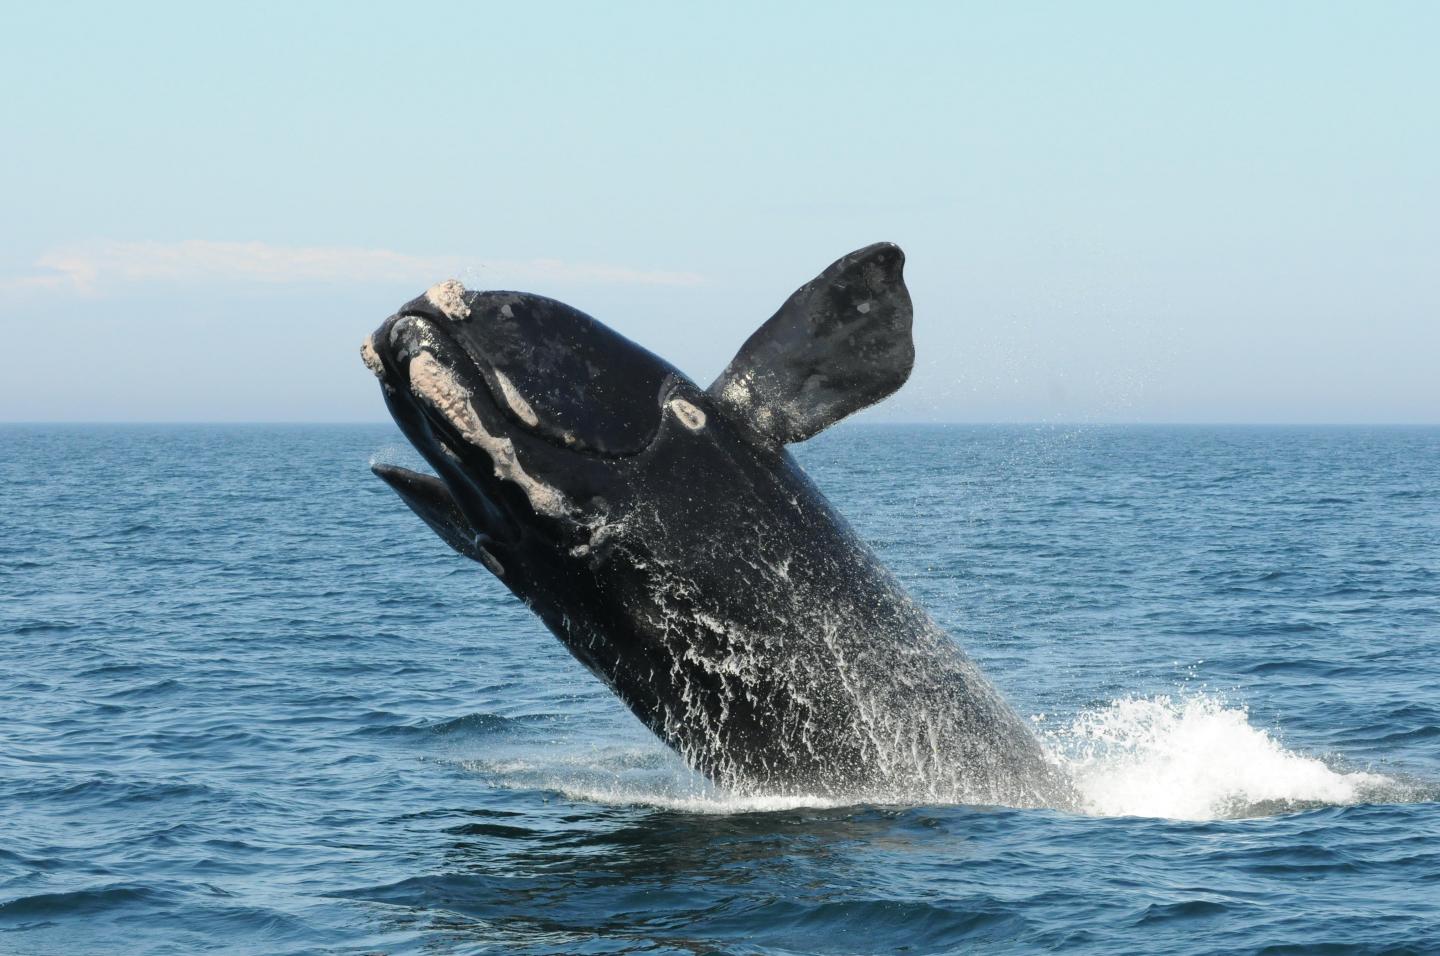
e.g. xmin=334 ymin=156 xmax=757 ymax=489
xmin=1 ymin=1 xmax=1436 ymax=423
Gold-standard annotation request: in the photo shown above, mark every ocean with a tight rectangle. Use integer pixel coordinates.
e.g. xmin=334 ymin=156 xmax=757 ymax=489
xmin=2 ymin=423 xmax=1437 ymax=954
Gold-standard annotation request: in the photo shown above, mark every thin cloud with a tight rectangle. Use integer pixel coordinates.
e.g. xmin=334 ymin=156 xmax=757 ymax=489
xmin=0 ymin=240 xmax=705 ymax=294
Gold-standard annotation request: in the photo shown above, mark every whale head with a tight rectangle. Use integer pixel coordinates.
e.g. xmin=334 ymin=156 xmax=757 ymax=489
xmin=362 ymin=276 xmax=712 ymax=570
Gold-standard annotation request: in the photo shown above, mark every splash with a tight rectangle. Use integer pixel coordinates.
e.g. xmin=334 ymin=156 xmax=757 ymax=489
xmin=456 ymin=693 xmax=1427 ymax=821
xmin=462 ymin=747 xmax=856 ymax=815
xmin=1049 ymin=694 xmax=1400 ymax=820
xmin=368 ymin=443 xmax=428 ymax=473
xmin=544 ymin=781 xmax=854 ymax=816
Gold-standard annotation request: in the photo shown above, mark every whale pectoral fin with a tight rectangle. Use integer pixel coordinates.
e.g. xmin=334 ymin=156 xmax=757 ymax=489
xmin=707 ymin=242 xmax=914 ymax=445
xmin=371 ymin=463 xmax=490 ymax=564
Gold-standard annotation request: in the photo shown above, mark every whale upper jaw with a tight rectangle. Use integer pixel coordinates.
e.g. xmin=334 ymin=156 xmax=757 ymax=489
xmin=362 ymin=294 xmax=557 ymax=550
xmin=363 ymin=278 xmax=705 ymax=554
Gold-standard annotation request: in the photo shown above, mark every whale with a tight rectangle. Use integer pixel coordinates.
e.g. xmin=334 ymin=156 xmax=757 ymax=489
xmin=361 ymin=243 xmax=1070 ymax=807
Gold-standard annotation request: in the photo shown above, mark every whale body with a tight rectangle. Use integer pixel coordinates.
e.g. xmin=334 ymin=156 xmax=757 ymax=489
xmin=362 ymin=243 xmax=1069 ymax=806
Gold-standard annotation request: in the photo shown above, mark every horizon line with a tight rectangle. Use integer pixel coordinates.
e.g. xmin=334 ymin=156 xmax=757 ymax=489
xmin=3 ymin=419 xmax=1437 ymax=428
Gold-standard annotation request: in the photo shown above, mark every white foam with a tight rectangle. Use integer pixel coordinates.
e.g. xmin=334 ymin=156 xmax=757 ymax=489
xmin=719 ymin=372 xmax=755 ymax=412
xmin=450 ymin=692 xmax=1419 ymax=822
xmin=1050 ymin=694 xmax=1395 ymax=820
xmin=461 ymin=750 xmax=854 ymax=815
xmin=550 ymin=784 xmax=852 ymax=815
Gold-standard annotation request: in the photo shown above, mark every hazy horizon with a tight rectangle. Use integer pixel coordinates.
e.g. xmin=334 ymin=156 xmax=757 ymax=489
xmin=3 ymin=2 xmax=1436 ymax=426
xmin=5 ymin=420 xmax=1438 ymax=430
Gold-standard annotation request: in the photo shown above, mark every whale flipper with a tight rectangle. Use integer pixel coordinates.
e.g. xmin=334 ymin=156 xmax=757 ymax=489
xmin=708 ymin=242 xmax=914 ymax=445
xmin=371 ymin=463 xmax=490 ymax=563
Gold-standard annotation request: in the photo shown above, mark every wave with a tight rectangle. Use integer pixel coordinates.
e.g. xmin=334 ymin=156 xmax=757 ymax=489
xmin=0 ymin=884 xmax=171 ymax=920
xmin=353 ymin=711 xmax=529 ymax=739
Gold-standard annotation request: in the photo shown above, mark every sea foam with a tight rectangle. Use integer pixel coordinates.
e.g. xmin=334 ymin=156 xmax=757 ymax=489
xmin=462 ymin=693 xmax=1416 ymax=821
xmin=1048 ymin=693 xmax=1399 ymax=820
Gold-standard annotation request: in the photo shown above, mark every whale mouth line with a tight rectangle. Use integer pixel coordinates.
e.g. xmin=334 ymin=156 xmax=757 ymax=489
xmin=382 ymin=313 xmax=509 ymax=448
xmin=373 ymin=310 xmax=528 ymax=454
xmin=366 ymin=315 xmax=526 ymax=542
xmin=379 ymin=313 xmax=580 ymax=525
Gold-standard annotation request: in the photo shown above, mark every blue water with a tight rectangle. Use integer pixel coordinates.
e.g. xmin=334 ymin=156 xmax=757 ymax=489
xmin=2 ymin=423 xmax=1438 ymax=955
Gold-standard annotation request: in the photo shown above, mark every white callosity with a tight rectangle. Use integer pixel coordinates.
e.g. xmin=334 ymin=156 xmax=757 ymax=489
xmin=360 ymin=335 xmax=385 ymax=379
xmin=493 ymin=370 xmax=540 ymax=427
xmin=424 ymin=278 xmax=471 ymax=321
xmin=407 ymin=351 xmax=572 ymax=518
xmin=667 ymin=397 xmax=707 ymax=431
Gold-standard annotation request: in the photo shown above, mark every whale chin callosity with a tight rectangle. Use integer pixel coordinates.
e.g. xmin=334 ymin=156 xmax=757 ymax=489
xmin=362 ymin=243 xmax=1073 ymax=808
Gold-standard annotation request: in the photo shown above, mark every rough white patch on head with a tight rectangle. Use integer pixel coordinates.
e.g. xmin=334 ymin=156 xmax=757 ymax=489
xmin=389 ymin=314 xmax=428 ymax=350
xmin=492 ymin=370 xmax=539 ymax=427
xmin=360 ymin=335 xmax=385 ymax=379
xmin=424 ymin=279 xmax=471 ymax=320
xmin=668 ymin=397 xmax=707 ymax=431
xmin=406 ymin=351 xmax=572 ymax=518
xmin=856 ymin=300 xmax=872 ymax=314
xmin=499 ymin=303 xmax=514 ymax=319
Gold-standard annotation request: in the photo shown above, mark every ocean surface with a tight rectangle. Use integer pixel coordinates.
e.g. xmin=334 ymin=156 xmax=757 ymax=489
xmin=2 ymin=423 xmax=1437 ymax=955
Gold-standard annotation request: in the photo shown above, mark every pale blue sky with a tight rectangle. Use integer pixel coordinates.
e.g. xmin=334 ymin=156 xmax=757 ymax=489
xmin=2 ymin=1 xmax=1435 ymax=423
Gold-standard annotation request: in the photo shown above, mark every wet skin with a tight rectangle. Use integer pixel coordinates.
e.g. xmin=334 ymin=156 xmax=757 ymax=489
xmin=363 ymin=244 xmax=1072 ymax=806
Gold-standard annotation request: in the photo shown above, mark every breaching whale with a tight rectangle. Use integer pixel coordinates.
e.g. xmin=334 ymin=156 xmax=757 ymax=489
xmin=362 ymin=243 xmax=1070 ymax=807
